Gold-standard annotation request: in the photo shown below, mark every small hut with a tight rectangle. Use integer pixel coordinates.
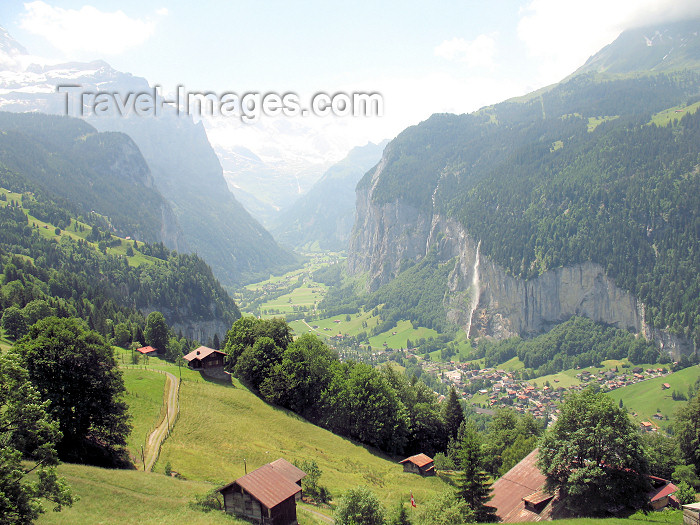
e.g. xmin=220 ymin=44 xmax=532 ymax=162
xmin=399 ymin=453 xmax=435 ymax=476
xmin=218 ymin=459 xmax=306 ymax=525
xmin=183 ymin=346 xmax=226 ymax=370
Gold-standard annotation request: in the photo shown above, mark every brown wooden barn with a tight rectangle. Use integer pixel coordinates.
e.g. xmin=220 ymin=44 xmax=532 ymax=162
xmin=218 ymin=459 xmax=306 ymax=525
xmin=399 ymin=453 xmax=435 ymax=476
xmin=183 ymin=346 xmax=226 ymax=370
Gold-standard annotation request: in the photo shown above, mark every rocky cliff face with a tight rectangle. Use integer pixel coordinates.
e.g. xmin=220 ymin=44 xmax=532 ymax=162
xmin=348 ymin=182 xmax=693 ymax=358
xmin=142 ymin=306 xmax=230 ymax=344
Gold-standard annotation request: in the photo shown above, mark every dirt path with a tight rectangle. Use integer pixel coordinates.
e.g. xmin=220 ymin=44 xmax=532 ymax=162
xmin=301 ymin=507 xmax=334 ymax=524
xmin=301 ymin=319 xmax=325 ymax=335
xmin=143 ymin=370 xmax=179 ymax=471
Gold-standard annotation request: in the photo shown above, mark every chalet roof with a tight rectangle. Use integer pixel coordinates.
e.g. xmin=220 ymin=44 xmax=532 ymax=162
xmin=648 ymin=481 xmax=678 ymax=503
xmin=136 ymin=346 xmax=156 ymax=354
xmin=490 ymin=448 xmax=557 ymax=523
xmin=269 ymin=458 xmax=307 ymax=484
xmin=183 ymin=346 xmax=225 ymax=362
xmin=218 ymin=463 xmax=302 ymax=510
xmin=523 ymin=489 xmax=554 ymax=506
xmin=399 ymin=453 xmax=434 ymax=468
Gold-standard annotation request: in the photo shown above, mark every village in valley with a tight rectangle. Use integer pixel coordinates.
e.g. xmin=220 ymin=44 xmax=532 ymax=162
xmin=427 ymin=360 xmax=673 ymax=428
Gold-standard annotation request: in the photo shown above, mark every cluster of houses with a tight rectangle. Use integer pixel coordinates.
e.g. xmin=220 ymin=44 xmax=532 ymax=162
xmin=426 ymin=363 xmax=670 ymax=421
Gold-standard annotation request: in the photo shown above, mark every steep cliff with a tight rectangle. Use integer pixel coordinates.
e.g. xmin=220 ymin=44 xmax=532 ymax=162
xmin=350 ymin=182 xmax=692 ymax=357
xmin=348 ymin=21 xmax=700 ymax=357
xmin=273 ymin=140 xmax=387 ymax=250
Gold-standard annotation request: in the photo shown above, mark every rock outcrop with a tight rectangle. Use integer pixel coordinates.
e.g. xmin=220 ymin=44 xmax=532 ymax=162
xmin=348 ymin=181 xmax=693 ymax=358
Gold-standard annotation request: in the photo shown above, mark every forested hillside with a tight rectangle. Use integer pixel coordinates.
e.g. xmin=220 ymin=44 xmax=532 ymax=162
xmin=0 ymin=112 xmax=183 ymax=248
xmin=0 ymin=181 xmax=239 ymax=344
xmin=480 ymin=316 xmax=663 ymax=376
xmin=353 ymin=39 xmax=700 ymax=343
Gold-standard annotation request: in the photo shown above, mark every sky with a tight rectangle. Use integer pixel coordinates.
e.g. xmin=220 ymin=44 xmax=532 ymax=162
xmin=1 ymin=0 xmax=700 ymax=163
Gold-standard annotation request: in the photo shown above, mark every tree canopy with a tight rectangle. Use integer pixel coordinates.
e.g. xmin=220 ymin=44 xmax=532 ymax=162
xmin=11 ymin=317 xmax=131 ymax=466
xmin=675 ymin=392 xmax=700 ymax=475
xmin=144 ymin=311 xmax=169 ymax=352
xmin=0 ymin=353 xmax=73 ymax=524
xmin=538 ymin=389 xmax=651 ymax=515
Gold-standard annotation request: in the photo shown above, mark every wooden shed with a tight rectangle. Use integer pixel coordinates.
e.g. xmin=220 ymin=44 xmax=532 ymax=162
xmin=218 ymin=459 xmax=306 ymax=525
xmin=399 ymin=453 xmax=435 ymax=476
xmin=183 ymin=346 xmax=226 ymax=370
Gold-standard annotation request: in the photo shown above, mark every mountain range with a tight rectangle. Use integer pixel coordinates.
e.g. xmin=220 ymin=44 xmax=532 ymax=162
xmin=271 ymin=140 xmax=387 ymax=250
xmin=0 ymin=29 xmax=296 ymax=286
xmin=348 ymin=18 xmax=700 ymax=357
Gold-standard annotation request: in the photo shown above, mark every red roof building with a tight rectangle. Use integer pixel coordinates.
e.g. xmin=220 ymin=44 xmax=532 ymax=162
xmin=399 ymin=453 xmax=435 ymax=476
xmin=490 ymin=449 xmax=559 ymax=523
xmin=648 ymin=476 xmax=680 ymax=510
xmin=218 ymin=459 xmax=306 ymax=525
xmin=136 ymin=346 xmax=157 ymax=355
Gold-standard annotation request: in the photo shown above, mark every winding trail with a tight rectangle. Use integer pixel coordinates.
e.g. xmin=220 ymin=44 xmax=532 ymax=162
xmin=143 ymin=370 xmax=179 ymax=471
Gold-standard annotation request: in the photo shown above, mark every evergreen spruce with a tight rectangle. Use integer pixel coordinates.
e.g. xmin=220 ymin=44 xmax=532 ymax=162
xmin=455 ymin=421 xmax=497 ymax=522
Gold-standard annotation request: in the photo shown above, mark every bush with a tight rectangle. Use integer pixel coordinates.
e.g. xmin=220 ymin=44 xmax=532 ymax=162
xmin=335 ymin=486 xmax=384 ymax=525
xmin=433 ymin=452 xmax=455 ymax=470
xmin=189 ymin=490 xmax=222 ymax=513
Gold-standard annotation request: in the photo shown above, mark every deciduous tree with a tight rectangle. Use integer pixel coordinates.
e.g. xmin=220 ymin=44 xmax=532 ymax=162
xmin=0 ymin=353 xmax=73 ymax=523
xmin=335 ymin=486 xmax=384 ymax=525
xmin=144 ymin=311 xmax=169 ymax=353
xmin=12 ymin=317 xmax=130 ymax=466
xmin=538 ymin=389 xmax=651 ymax=515
xmin=1 ymin=305 xmax=27 ymax=340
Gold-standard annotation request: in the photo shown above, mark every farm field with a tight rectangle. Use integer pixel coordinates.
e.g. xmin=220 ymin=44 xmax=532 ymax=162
xmin=608 ymin=364 xmax=700 ymax=432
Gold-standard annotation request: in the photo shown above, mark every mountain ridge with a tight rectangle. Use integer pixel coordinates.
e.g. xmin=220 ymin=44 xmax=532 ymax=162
xmin=348 ymin=19 xmax=700 ymax=356
xmin=0 ymin=31 xmax=297 ymax=286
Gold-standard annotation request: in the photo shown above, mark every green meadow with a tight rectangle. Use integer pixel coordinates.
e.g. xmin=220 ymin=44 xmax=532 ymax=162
xmin=608 ymin=364 xmax=700 ymax=432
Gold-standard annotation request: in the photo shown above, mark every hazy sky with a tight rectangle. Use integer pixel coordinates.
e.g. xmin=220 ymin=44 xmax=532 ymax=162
xmin=2 ymin=0 xmax=700 ymax=158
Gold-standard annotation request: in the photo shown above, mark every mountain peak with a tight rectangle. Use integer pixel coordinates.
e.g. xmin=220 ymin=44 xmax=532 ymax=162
xmin=0 ymin=25 xmax=28 ymax=57
xmin=573 ymin=18 xmax=700 ymax=77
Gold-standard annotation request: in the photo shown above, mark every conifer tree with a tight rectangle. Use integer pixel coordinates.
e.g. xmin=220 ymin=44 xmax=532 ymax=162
xmin=455 ymin=421 xmax=497 ymax=522
xmin=444 ymin=386 xmax=465 ymax=441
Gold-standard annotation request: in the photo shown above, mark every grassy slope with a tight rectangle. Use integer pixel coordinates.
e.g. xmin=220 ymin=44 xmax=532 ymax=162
xmin=650 ymin=100 xmax=700 ymax=126
xmin=156 ymin=371 xmax=451 ymax=508
xmin=35 ymin=463 xmax=242 ymax=525
xmin=0 ymin=187 xmax=161 ymax=267
xmin=608 ymin=364 xmax=700 ymax=432
xmin=122 ymin=369 xmax=167 ymax=463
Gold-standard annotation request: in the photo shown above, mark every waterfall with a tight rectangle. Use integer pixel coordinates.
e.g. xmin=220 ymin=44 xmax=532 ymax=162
xmin=466 ymin=240 xmax=481 ymax=338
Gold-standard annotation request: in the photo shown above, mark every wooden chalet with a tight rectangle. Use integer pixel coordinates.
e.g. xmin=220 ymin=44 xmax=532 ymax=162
xmin=490 ymin=449 xmax=558 ymax=523
xmin=218 ymin=459 xmax=306 ymax=525
xmin=647 ymin=476 xmax=680 ymax=511
xmin=183 ymin=346 xmax=226 ymax=370
xmin=491 ymin=449 xmax=680 ymax=522
xmin=399 ymin=453 xmax=435 ymax=476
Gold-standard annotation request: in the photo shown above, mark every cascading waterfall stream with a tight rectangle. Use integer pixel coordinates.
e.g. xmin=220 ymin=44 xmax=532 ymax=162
xmin=466 ymin=240 xmax=481 ymax=338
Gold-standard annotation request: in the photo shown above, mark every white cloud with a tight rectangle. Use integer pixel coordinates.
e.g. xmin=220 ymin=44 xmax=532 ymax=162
xmin=434 ymin=34 xmax=497 ymax=69
xmin=517 ymin=0 xmax=700 ymax=85
xmin=19 ymin=1 xmax=165 ymax=56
